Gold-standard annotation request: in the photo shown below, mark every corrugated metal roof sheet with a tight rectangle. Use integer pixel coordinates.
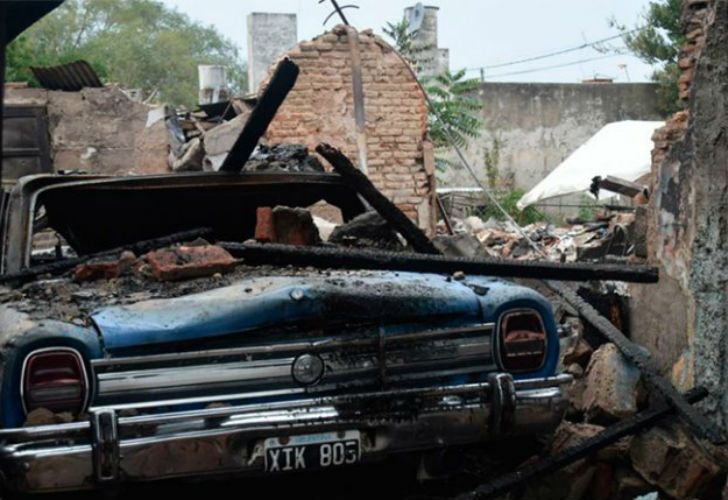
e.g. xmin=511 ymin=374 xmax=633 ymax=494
xmin=30 ymin=60 xmax=103 ymax=91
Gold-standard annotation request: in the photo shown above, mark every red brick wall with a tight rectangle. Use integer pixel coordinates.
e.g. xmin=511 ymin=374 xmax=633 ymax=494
xmin=263 ymin=26 xmax=436 ymax=233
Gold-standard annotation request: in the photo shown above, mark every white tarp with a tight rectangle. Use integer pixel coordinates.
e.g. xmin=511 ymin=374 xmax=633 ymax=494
xmin=516 ymin=120 xmax=664 ymax=210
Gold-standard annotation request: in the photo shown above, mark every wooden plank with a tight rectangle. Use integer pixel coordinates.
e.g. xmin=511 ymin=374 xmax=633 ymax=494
xmin=598 ymin=175 xmax=647 ymax=198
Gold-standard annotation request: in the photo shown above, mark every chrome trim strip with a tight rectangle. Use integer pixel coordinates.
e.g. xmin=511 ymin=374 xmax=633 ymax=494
xmin=0 ymin=375 xmax=573 ymax=440
xmin=88 ymin=374 xmax=572 ymax=415
xmin=94 ymin=336 xmax=494 ymax=399
xmin=97 ymin=358 xmax=294 ymax=395
xmin=515 ymin=374 xmax=572 ymax=389
xmin=91 ymin=386 xmax=309 ymax=411
xmin=90 ymin=323 xmax=496 ymax=369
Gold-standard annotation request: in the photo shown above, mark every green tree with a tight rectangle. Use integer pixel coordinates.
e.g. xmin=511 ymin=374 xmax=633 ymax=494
xmin=382 ymin=20 xmax=483 ymax=171
xmin=382 ymin=20 xmax=415 ymax=67
xmin=423 ymin=69 xmax=483 ymax=151
xmin=611 ymin=0 xmax=685 ymax=115
xmin=6 ymin=0 xmax=247 ymax=108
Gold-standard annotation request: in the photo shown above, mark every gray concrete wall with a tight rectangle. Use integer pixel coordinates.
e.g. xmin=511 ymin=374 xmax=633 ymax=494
xmin=440 ymin=82 xmax=663 ymax=201
xmin=247 ymin=13 xmax=297 ymax=93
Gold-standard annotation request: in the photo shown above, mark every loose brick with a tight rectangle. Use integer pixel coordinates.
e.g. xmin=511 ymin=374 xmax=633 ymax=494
xmin=254 ymin=207 xmax=275 ymax=243
xmin=74 ymin=259 xmax=121 ymax=282
xmin=147 ymin=245 xmax=236 ymax=282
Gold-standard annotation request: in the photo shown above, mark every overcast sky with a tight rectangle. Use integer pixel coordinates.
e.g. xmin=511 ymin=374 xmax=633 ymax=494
xmin=160 ymin=0 xmax=657 ymax=83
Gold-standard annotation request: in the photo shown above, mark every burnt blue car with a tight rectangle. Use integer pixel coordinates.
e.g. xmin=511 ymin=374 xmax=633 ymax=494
xmin=0 ymin=172 xmax=571 ymax=494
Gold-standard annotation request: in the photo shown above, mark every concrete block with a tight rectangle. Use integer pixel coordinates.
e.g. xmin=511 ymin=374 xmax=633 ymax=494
xmin=581 ymin=343 xmax=644 ymax=422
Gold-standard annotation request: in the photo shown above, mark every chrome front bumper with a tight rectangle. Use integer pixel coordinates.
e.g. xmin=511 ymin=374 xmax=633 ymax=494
xmin=0 ymin=373 xmax=571 ymax=493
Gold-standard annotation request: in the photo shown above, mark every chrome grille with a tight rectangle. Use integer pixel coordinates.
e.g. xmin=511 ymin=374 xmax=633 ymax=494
xmin=90 ymin=323 xmax=495 ymax=409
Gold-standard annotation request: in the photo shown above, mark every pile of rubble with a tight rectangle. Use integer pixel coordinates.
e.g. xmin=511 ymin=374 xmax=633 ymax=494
xmin=405 ymin=325 xmax=727 ymax=500
xmin=508 ymin=326 xmax=726 ymax=500
xmin=437 ymin=210 xmax=645 ymax=263
xmin=166 ymin=99 xmax=326 ymax=174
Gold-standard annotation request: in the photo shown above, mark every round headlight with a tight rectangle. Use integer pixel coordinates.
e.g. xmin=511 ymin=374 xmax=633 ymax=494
xmin=292 ymin=353 xmax=324 ymax=386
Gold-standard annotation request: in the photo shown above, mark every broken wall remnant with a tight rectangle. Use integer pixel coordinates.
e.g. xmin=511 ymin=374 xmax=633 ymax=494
xmin=4 ymin=84 xmax=169 ymax=176
xmin=247 ymin=12 xmax=298 ymax=94
xmin=263 ymin=26 xmax=437 ymax=234
xmin=630 ymin=0 xmax=728 ymax=426
xmin=442 ymin=82 xmax=662 ymax=215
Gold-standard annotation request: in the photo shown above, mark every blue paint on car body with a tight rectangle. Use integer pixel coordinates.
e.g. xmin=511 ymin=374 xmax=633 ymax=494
xmin=2 ymin=271 xmax=559 ymax=427
xmin=91 ymin=272 xmax=485 ymax=351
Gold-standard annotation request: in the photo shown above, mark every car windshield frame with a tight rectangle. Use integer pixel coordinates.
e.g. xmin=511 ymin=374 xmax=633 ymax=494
xmin=1 ymin=171 xmax=368 ymax=273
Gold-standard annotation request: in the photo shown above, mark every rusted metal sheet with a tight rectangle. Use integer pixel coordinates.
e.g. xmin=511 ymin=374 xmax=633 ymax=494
xmin=30 ymin=60 xmax=102 ymax=91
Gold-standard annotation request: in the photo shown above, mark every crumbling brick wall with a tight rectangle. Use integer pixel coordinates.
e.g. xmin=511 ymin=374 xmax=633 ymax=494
xmin=630 ymin=0 xmax=728 ymax=425
xmin=263 ymin=26 xmax=436 ymax=233
xmin=4 ymin=85 xmax=169 ymax=176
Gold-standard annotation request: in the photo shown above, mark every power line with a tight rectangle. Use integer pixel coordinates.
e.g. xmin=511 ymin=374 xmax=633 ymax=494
xmin=466 ymin=28 xmax=641 ymax=73
xmin=482 ymin=53 xmax=622 ymax=79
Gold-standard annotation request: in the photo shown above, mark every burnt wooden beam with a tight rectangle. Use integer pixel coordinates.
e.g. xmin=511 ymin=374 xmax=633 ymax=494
xmin=457 ymin=387 xmax=708 ymax=500
xmin=220 ymin=242 xmax=659 ymax=283
xmin=597 ymin=175 xmax=647 ymax=198
xmin=545 ymin=280 xmax=725 ymax=444
xmin=0 ymin=227 xmax=213 ymax=285
xmin=316 ymin=143 xmax=441 ymax=255
xmin=219 ymin=58 xmax=299 ymax=172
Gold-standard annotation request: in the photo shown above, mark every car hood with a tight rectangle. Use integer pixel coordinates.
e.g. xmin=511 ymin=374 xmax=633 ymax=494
xmin=91 ymin=271 xmax=494 ymax=352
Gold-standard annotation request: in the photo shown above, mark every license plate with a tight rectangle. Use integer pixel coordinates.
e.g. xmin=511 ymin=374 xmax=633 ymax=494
xmin=264 ymin=431 xmax=361 ymax=472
